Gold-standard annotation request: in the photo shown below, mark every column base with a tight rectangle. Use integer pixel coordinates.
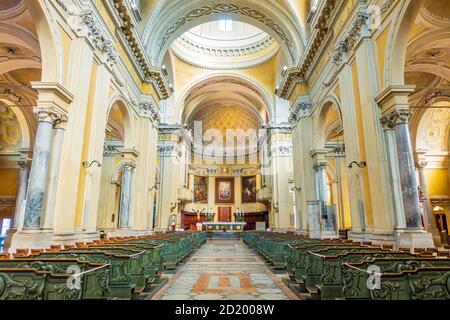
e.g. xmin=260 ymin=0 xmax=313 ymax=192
xmin=395 ymin=229 xmax=435 ymax=249
xmin=295 ymin=229 xmax=309 ymax=237
xmin=348 ymin=230 xmax=371 ymax=243
xmin=368 ymin=231 xmax=397 ymax=245
xmin=52 ymin=231 xmax=100 ymax=245
xmin=6 ymin=229 xmax=53 ymax=253
xmin=425 ymin=226 xmax=442 ymax=247
xmin=271 ymin=228 xmax=296 ymax=233
xmin=106 ymin=228 xmax=154 ymax=237
xmin=320 ymin=230 xmax=339 ymax=240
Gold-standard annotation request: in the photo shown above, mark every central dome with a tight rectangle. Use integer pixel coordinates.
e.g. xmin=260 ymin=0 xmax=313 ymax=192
xmin=188 ymin=20 xmax=264 ymax=42
xmin=171 ymin=20 xmax=279 ymax=69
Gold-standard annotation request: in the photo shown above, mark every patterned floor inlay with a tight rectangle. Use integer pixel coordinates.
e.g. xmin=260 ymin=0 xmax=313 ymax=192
xmin=153 ymin=239 xmax=298 ymax=300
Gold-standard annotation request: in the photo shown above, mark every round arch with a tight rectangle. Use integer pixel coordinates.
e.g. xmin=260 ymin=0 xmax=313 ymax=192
xmin=23 ymin=0 xmax=64 ymax=83
xmin=111 ymin=159 xmax=136 ymax=184
xmin=404 ymin=29 xmax=450 ymax=82
xmin=142 ymin=0 xmax=304 ymax=66
xmin=106 ymin=94 xmax=135 ymax=149
xmin=384 ymin=0 xmax=425 ymax=88
xmin=315 ymin=94 xmax=343 ymax=148
xmin=176 ymin=73 xmax=274 ymax=123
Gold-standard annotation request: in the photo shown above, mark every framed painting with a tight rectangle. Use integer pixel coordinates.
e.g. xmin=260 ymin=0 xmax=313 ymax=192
xmin=215 ymin=177 xmax=234 ymax=204
xmin=242 ymin=176 xmax=257 ymax=203
xmin=194 ymin=176 xmax=208 ymax=203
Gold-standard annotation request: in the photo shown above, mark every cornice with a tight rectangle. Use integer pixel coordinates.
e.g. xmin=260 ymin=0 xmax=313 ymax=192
xmin=177 ymin=34 xmax=275 ymax=58
xmin=278 ymin=0 xmax=340 ymax=99
xmin=110 ymin=0 xmax=170 ymax=100
xmin=289 ymin=95 xmax=312 ymax=124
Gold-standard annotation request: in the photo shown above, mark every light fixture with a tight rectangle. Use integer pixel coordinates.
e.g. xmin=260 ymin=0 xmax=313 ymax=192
xmin=291 ymin=187 xmax=301 ymax=192
xmin=82 ymin=160 xmax=102 ymax=168
xmin=348 ymin=161 xmax=367 ymax=169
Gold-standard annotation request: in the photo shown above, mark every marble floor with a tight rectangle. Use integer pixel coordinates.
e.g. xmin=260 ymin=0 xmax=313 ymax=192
xmin=152 ymin=239 xmax=298 ymax=300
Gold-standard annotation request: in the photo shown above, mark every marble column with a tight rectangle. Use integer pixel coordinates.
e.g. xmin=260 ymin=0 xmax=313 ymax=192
xmin=391 ymin=109 xmax=423 ymax=229
xmin=380 ymin=116 xmax=406 ymax=230
xmin=416 ymin=159 xmax=433 ymax=228
xmin=313 ymin=159 xmax=335 ymax=232
xmin=42 ymin=115 xmax=68 ymax=230
xmin=333 ymin=146 xmax=346 ymax=230
xmin=119 ymin=162 xmax=135 ymax=228
xmin=12 ymin=159 xmax=30 ymax=230
xmin=23 ymin=107 xmax=58 ymax=229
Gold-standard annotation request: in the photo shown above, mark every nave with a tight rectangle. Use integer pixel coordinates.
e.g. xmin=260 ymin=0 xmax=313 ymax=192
xmin=153 ymin=239 xmax=296 ymax=301
xmin=0 ymin=0 xmax=449 ymax=303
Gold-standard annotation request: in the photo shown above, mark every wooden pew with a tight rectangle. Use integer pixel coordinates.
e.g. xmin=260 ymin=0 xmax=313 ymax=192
xmin=342 ymin=257 xmax=450 ymax=300
xmin=304 ymin=248 xmax=419 ymax=299
xmin=33 ymin=250 xmax=137 ymax=299
xmin=0 ymin=258 xmax=110 ymax=299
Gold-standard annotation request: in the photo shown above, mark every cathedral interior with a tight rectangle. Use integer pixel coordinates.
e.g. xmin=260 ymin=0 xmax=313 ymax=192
xmin=0 ymin=0 xmax=449 ymax=302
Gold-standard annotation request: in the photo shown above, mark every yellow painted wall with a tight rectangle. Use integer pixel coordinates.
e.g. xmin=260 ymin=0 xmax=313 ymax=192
xmin=427 ymin=168 xmax=450 ymax=197
xmin=172 ymin=52 xmax=279 ymax=103
xmin=351 ymin=61 xmax=374 ymax=227
xmin=59 ymin=24 xmax=72 ymax=85
xmin=0 ymin=169 xmax=19 ymax=196
xmin=74 ymin=61 xmax=99 ymax=227
xmin=375 ymin=23 xmax=390 ymax=90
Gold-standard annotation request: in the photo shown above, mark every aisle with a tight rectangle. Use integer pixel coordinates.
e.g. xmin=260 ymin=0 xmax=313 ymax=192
xmin=153 ymin=239 xmax=298 ymax=300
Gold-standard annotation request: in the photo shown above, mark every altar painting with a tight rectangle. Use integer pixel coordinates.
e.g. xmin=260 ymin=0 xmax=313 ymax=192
xmin=194 ymin=176 xmax=208 ymax=203
xmin=242 ymin=176 xmax=257 ymax=203
xmin=215 ymin=178 xmax=234 ymax=203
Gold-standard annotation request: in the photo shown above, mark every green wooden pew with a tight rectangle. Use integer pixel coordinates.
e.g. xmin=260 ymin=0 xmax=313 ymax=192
xmin=303 ymin=248 xmax=418 ymax=299
xmin=287 ymin=242 xmax=369 ymax=285
xmin=89 ymin=242 xmax=164 ymax=284
xmin=59 ymin=247 xmax=149 ymax=293
xmin=33 ymin=250 xmax=137 ymax=299
xmin=342 ymin=257 xmax=450 ymax=300
xmin=0 ymin=258 xmax=110 ymax=299
xmin=0 ymin=267 xmax=83 ymax=300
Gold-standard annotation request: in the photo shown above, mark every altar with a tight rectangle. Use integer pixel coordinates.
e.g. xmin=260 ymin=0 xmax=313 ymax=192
xmin=202 ymin=222 xmax=247 ymax=239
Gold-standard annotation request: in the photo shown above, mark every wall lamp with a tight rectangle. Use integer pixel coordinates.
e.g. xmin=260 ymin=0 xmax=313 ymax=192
xmin=348 ymin=161 xmax=367 ymax=169
xmin=149 ymin=185 xmax=158 ymax=191
xmin=82 ymin=160 xmax=102 ymax=168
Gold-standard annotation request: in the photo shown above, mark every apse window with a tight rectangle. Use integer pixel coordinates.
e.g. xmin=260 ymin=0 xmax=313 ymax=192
xmin=219 ymin=19 xmax=233 ymax=32
xmin=1 ymin=218 xmax=11 ymax=235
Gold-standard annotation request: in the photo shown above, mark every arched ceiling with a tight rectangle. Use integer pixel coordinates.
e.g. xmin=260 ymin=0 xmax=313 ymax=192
xmin=0 ymin=0 xmax=22 ymax=11
xmin=0 ymin=1 xmax=41 ymax=149
xmin=405 ymin=0 xmax=450 ymax=149
xmin=423 ymin=0 xmax=450 ymax=20
xmin=180 ymin=76 xmax=271 ymax=124
xmin=187 ymin=103 xmax=261 ymax=137
xmin=141 ymin=0 xmax=305 ymax=66
xmin=415 ymin=101 xmax=450 ymax=153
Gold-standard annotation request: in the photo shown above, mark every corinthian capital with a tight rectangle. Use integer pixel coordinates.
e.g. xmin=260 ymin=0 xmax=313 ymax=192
xmin=123 ymin=162 xmax=136 ymax=170
xmin=382 ymin=108 xmax=412 ymax=127
xmin=33 ymin=107 xmax=57 ymax=123
xmin=53 ymin=113 xmax=69 ymax=129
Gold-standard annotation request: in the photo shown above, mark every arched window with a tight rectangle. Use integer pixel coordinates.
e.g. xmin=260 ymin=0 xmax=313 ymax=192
xmin=129 ymin=0 xmax=139 ymax=9
xmin=307 ymin=0 xmax=321 ymax=23
xmin=129 ymin=0 xmax=142 ymax=21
